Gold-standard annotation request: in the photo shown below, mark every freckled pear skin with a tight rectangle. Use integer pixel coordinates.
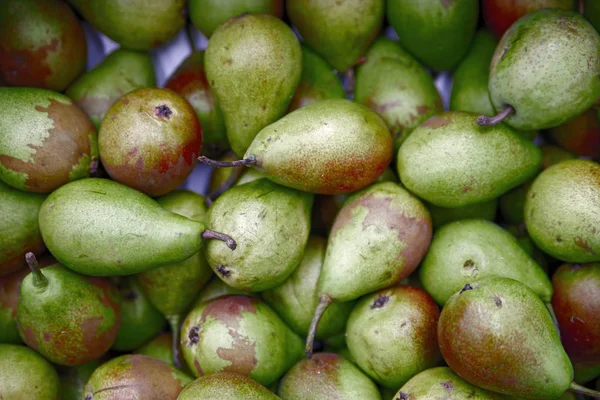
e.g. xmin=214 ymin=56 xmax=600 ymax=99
xmin=397 ymin=111 xmax=542 ymax=208
xmin=438 ymin=277 xmax=573 ymax=399
xmin=0 ymin=87 xmax=98 ymax=193
xmin=178 ymin=372 xmax=281 ymax=400
xmin=205 ymin=13 xmax=301 ymax=157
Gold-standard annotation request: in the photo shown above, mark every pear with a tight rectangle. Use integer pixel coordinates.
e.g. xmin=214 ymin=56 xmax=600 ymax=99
xmin=387 ymin=0 xmax=478 ymax=71
xmin=355 ymin=37 xmax=442 ymax=151
xmin=525 ymin=160 xmax=600 ymax=262
xmin=277 ymin=353 xmax=382 ymax=400
xmin=504 ymin=224 xmax=549 ymax=273
xmin=0 ymin=344 xmax=60 ymax=400
xmin=0 ymin=87 xmax=98 ymax=193
xmin=178 ymin=372 xmax=281 ymax=400
xmin=585 ymin=0 xmax=600 ymax=32
xmin=82 ymin=354 xmax=192 ymax=400
xmin=287 ymin=0 xmax=384 ymax=73
xmin=0 ymin=0 xmax=86 ymax=91
xmin=66 ymin=49 xmax=156 ymax=129
xmin=427 ymin=198 xmax=498 ymax=229
xmin=420 ymin=219 xmax=552 ymax=305
xmin=346 ymin=285 xmax=442 ymax=389
xmin=180 ymin=295 xmax=304 ymax=386
xmin=38 ymin=178 xmax=237 ymax=276
xmin=397 ymin=111 xmax=542 ymax=208
xmin=206 ymin=179 xmax=312 ymax=292
xmin=205 ymin=13 xmax=301 ymax=157
xmin=194 ymin=277 xmax=253 ymax=306
xmin=549 ymin=107 xmax=600 ymax=157
xmin=480 ymin=9 xmax=600 ymax=131
xmin=135 ymin=332 xmax=192 ymax=375
xmin=57 ymin=359 xmax=102 ymax=400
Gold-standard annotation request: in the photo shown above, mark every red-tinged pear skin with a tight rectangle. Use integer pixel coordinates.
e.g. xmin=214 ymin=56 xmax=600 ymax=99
xmin=98 ymin=88 xmax=202 ymax=197
xmin=177 ymin=372 xmax=280 ymax=400
xmin=550 ymin=108 xmax=600 ymax=157
xmin=0 ymin=0 xmax=87 ymax=91
xmin=552 ymin=263 xmax=600 ymax=383
xmin=438 ymin=277 xmax=574 ymax=399
xmin=82 ymin=354 xmax=192 ymax=400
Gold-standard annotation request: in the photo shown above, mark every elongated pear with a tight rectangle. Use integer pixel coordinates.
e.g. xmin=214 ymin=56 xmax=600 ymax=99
xmin=178 ymin=372 xmax=281 ymax=400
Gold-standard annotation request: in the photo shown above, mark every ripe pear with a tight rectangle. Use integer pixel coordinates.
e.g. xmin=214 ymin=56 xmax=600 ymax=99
xmin=57 ymin=359 xmax=102 ymax=400
xmin=205 ymin=13 xmax=301 ymax=157
xmin=397 ymin=112 xmax=542 ymax=208
xmin=549 ymin=107 xmax=600 ymax=157
xmin=178 ymin=372 xmax=281 ymax=400
xmin=38 ymin=178 xmax=237 ymax=276
xmin=66 ymin=49 xmax=156 ymax=129
xmin=287 ymin=0 xmax=384 ymax=73
xmin=0 ymin=87 xmax=98 ymax=193
xmin=427 ymin=198 xmax=498 ymax=229
xmin=525 ymin=160 xmax=600 ymax=262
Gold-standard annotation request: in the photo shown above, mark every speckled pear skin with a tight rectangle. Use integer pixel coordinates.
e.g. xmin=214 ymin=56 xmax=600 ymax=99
xmin=318 ymin=182 xmax=431 ymax=302
xmin=420 ymin=219 xmax=552 ymax=306
xmin=246 ymin=99 xmax=392 ymax=195
xmin=550 ymin=107 xmax=600 ymax=158
xmin=346 ymin=286 xmax=441 ymax=389
xmin=287 ymin=0 xmax=384 ymax=73
xmin=397 ymin=111 xmax=542 ymax=208
xmin=489 ymin=9 xmax=600 ymax=131
xmin=206 ymin=179 xmax=312 ymax=292
xmin=387 ymin=0 xmax=478 ymax=71
xmin=355 ymin=37 xmax=442 ymax=152
xmin=66 ymin=49 xmax=156 ymax=129
xmin=180 ymin=295 xmax=304 ymax=386
xmin=438 ymin=277 xmax=574 ymax=399
xmin=0 ymin=88 xmax=98 ymax=193
xmin=525 ymin=160 xmax=600 ymax=263
xmin=395 ymin=367 xmax=507 ymax=400
xmin=205 ymin=13 xmax=301 ymax=157
xmin=426 ymin=198 xmax=498 ymax=229
xmin=66 ymin=0 xmax=185 ymax=50
xmin=277 ymin=353 xmax=382 ymax=400
xmin=0 ymin=344 xmax=60 ymax=400
xmin=178 ymin=372 xmax=281 ymax=400
xmin=82 ymin=354 xmax=192 ymax=400
xmin=57 ymin=359 xmax=101 ymax=400
xmin=262 ymin=237 xmax=354 ymax=340
xmin=0 ymin=0 xmax=87 ymax=91
xmin=38 ymin=178 xmax=209 ymax=276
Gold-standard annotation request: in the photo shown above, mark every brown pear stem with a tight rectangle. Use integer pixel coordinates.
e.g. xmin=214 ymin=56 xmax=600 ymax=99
xmin=198 ymin=155 xmax=257 ymax=168
xmin=201 ymin=230 xmax=237 ymax=250
xmin=476 ymin=105 xmax=514 ymax=126
xmin=305 ymin=294 xmax=333 ymax=359
xmin=167 ymin=315 xmax=182 ymax=368
xmin=569 ymin=382 xmax=600 ymax=399
xmin=25 ymin=252 xmax=48 ymax=289
xmin=344 ymin=68 xmax=355 ymax=96
xmin=208 ymin=168 xmax=241 ymax=201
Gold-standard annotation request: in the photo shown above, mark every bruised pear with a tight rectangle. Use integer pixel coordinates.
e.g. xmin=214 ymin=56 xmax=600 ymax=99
xmin=178 ymin=372 xmax=281 ymax=400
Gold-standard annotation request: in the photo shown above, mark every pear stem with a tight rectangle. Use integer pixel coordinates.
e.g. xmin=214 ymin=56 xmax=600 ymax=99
xmin=476 ymin=105 xmax=514 ymax=126
xmin=198 ymin=155 xmax=257 ymax=168
xmin=25 ymin=252 xmax=48 ymax=289
xmin=305 ymin=294 xmax=333 ymax=359
xmin=569 ymin=382 xmax=600 ymax=399
xmin=167 ymin=315 xmax=182 ymax=368
xmin=208 ymin=168 xmax=241 ymax=201
xmin=344 ymin=68 xmax=355 ymax=97
xmin=201 ymin=230 xmax=237 ymax=250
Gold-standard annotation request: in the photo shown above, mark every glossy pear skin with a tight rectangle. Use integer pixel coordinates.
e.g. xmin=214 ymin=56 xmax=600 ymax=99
xmin=66 ymin=49 xmax=156 ymax=129
xmin=319 ymin=182 xmax=432 ymax=301
xmin=420 ymin=219 xmax=552 ymax=305
xmin=205 ymin=13 xmax=301 ymax=157
xmin=245 ymin=99 xmax=392 ymax=195
xmin=38 ymin=178 xmax=208 ymax=276
xmin=397 ymin=112 xmax=542 ymax=208
xmin=438 ymin=277 xmax=573 ymax=399
xmin=525 ymin=160 xmax=600 ymax=262
xmin=0 ymin=88 xmax=98 ymax=193
xmin=549 ymin=107 xmax=600 ymax=157
xmin=489 ymin=9 xmax=600 ymax=130
xmin=277 ymin=353 xmax=382 ymax=400
xmin=0 ymin=0 xmax=87 ymax=91
xmin=178 ymin=372 xmax=281 ymax=400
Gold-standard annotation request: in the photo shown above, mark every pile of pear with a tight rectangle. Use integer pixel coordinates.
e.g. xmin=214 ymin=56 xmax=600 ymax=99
xmin=1 ymin=0 xmax=600 ymax=399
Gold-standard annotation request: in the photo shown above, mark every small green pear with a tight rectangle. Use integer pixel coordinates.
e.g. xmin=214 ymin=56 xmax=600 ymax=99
xmin=57 ymin=359 xmax=102 ymax=400
xmin=427 ymin=198 xmax=498 ymax=229
xmin=178 ymin=372 xmax=281 ymax=400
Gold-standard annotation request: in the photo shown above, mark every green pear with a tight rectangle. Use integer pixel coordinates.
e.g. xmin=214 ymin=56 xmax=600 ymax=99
xmin=397 ymin=111 xmax=542 ymax=208
xmin=525 ymin=160 xmax=600 ymax=262
xmin=205 ymin=13 xmax=301 ymax=157
xmin=585 ymin=0 xmax=600 ymax=33
xmin=38 ymin=178 xmax=237 ymax=276
xmin=66 ymin=49 xmax=156 ymax=129
xmin=355 ymin=37 xmax=442 ymax=151
xmin=387 ymin=0 xmax=479 ymax=71
xmin=180 ymin=295 xmax=304 ymax=386
xmin=57 ymin=359 xmax=102 ymax=400
xmin=277 ymin=353 xmax=382 ymax=400
xmin=0 ymin=344 xmax=60 ymax=400
xmin=346 ymin=285 xmax=442 ymax=389
xmin=482 ymin=9 xmax=600 ymax=130
xmin=135 ymin=332 xmax=192 ymax=375
xmin=287 ymin=0 xmax=384 ymax=73
xmin=504 ymin=224 xmax=549 ymax=273
xmin=194 ymin=277 xmax=253 ymax=306
xmin=206 ymin=179 xmax=312 ymax=291
xmin=0 ymin=87 xmax=98 ymax=193
xmin=427 ymin=198 xmax=498 ymax=229
xmin=178 ymin=372 xmax=281 ymax=400
xmin=235 ymin=169 xmax=267 ymax=186
xmin=420 ymin=219 xmax=552 ymax=305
